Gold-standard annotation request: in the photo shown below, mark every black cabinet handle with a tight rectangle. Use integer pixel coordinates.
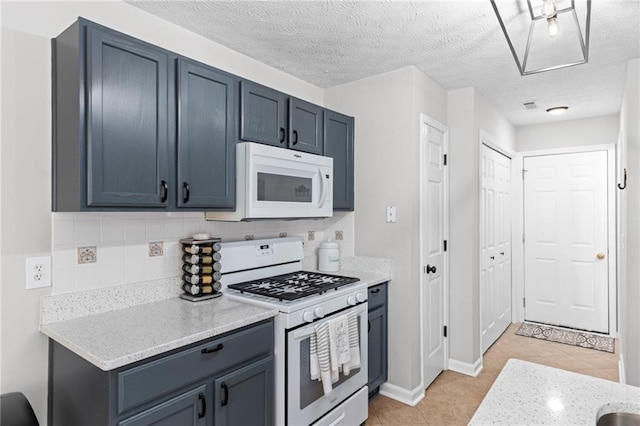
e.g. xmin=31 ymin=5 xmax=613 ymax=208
xmin=221 ymin=382 xmax=229 ymax=407
xmin=490 ymin=256 xmax=495 ymax=260
xmin=426 ymin=265 xmax=437 ymax=274
xmin=201 ymin=343 xmax=223 ymax=354
xmin=368 ymin=320 xmax=371 ymax=334
xmin=279 ymin=127 xmax=285 ymax=143
xmin=183 ymin=182 xmax=190 ymax=204
xmin=198 ymin=393 xmax=206 ymax=418
xmin=160 ymin=180 xmax=168 ymax=203
xmin=292 ymin=130 xmax=298 ymax=145
xmin=500 ymin=252 xmax=505 ymax=255
xmin=370 ymin=288 xmax=380 ymax=294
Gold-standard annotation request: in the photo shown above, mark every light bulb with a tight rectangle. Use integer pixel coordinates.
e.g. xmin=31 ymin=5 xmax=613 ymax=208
xmin=541 ymin=0 xmax=557 ymax=18
xmin=547 ymin=17 xmax=559 ymax=37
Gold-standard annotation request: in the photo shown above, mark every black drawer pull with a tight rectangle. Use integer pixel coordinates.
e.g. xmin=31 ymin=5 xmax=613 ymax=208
xmin=201 ymin=343 xmax=224 ymax=354
xmin=221 ymin=382 xmax=229 ymax=406
xmin=368 ymin=320 xmax=371 ymax=334
xmin=370 ymin=288 xmax=380 ymax=294
xmin=279 ymin=127 xmax=285 ymax=143
xmin=198 ymin=393 xmax=206 ymax=418
xmin=160 ymin=180 xmax=168 ymax=203
xmin=292 ymin=130 xmax=298 ymax=145
xmin=183 ymin=182 xmax=190 ymax=203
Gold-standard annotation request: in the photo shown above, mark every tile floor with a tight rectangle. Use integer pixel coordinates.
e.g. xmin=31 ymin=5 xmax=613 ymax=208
xmin=367 ymin=323 xmax=619 ymax=425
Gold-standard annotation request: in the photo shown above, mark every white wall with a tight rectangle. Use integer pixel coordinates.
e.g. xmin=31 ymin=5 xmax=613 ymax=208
xmin=447 ymin=87 xmax=515 ymax=369
xmin=619 ymin=58 xmax=640 ymax=386
xmin=325 ymin=66 xmax=447 ymax=400
xmin=0 ymin=2 xmax=351 ymax=423
xmin=516 ymin=114 xmax=620 ymax=152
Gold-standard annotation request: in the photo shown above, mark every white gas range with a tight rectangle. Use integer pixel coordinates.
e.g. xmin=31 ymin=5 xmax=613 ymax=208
xmin=219 ymin=237 xmax=369 ymax=426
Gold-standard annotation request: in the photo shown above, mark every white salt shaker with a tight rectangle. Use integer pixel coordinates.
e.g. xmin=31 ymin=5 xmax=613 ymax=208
xmin=318 ymin=239 xmax=340 ymax=272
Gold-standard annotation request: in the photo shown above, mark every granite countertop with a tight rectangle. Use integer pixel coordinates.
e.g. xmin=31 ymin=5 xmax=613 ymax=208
xmin=303 ymin=255 xmax=392 ymax=287
xmin=469 ymin=359 xmax=640 ymax=425
xmin=40 ymin=295 xmax=278 ymax=371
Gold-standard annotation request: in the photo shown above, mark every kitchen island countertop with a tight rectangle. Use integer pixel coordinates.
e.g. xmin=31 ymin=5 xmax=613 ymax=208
xmin=469 ymin=358 xmax=640 ymax=425
xmin=40 ymin=295 xmax=278 ymax=371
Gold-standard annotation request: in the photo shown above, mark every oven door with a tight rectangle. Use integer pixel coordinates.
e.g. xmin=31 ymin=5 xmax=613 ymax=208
xmin=245 ymin=142 xmax=333 ymax=219
xmin=286 ymin=303 xmax=368 ymax=426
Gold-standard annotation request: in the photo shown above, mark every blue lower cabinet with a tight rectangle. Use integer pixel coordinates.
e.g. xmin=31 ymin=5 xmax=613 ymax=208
xmin=48 ymin=320 xmax=274 ymax=425
xmin=367 ymin=283 xmax=388 ymax=397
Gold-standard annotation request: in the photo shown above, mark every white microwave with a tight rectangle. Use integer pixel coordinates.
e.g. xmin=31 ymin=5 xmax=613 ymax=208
xmin=205 ymin=142 xmax=333 ymax=221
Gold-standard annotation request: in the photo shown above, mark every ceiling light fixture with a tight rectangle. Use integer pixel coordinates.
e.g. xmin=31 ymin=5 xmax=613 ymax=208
xmin=546 ymin=106 xmax=569 ymax=115
xmin=490 ymin=0 xmax=591 ymax=76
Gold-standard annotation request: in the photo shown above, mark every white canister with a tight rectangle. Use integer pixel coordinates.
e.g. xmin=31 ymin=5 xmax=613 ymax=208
xmin=318 ymin=239 xmax=340 ymax=272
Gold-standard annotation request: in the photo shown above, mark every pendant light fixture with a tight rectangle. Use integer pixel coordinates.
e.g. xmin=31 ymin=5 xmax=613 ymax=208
xmin=490 ymin=0 xmax=591 ymax=76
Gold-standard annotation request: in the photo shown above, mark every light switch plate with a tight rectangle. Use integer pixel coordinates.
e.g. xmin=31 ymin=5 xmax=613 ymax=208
xmin=386 ymin=206 xmax=397 ymax=223
xmin=26 ymin=256 xmax=51 ymax=289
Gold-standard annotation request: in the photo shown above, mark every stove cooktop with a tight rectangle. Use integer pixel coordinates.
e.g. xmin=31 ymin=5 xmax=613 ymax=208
xmin=227 ymin=271 xmax=359 ymax=301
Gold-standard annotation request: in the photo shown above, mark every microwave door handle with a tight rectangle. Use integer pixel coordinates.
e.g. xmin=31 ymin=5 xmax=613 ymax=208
xmin=319 ymin=168 xmax=327 ymax=208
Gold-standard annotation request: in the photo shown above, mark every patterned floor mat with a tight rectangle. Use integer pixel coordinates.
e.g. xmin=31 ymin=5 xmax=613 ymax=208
xmin=515 ymin=322 xmax=614 ymax=353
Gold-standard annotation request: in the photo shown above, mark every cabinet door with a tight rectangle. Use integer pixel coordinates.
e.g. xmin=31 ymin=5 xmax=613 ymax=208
xmin=177 ymin=59 xmax=235 ymax=209
xmin=86 ymin=26 xmax=169 ymax=207
xmin=214 ymin=357 xmax=273 ymax=426
xmin=324 ymin=110 xmax=354 ymax=210
xmin=368 ymin=306 xmax=387 ymax=396
xmin=289 ymin=98 xmax=324 ymax=155
xmin=240 ymin=81 xmax=287 ymax=148
xmin=118 ymin=384 xmax=207 ymax=426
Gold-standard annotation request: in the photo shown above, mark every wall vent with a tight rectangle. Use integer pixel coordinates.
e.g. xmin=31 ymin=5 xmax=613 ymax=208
xmin=521 ymin=101 xmax=537 ymax=110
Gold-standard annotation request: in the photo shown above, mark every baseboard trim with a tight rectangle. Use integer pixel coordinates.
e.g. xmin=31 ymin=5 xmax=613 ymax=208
xmin=378 ymin=382 xmax=424 ymax=407
xmin=448 ymin=357 xmax=483 ymax=377
xmin=619 ymin=353 xmax=626 ymax=384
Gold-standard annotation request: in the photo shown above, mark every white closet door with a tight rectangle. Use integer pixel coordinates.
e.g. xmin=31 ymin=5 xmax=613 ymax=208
xmin=481 ymin=145 xmax=512 ymax=353
xmin=524 ymin=151 xmax=609 ymax=333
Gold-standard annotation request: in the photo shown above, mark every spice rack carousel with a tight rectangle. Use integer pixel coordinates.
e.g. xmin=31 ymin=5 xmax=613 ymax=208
xmin=179 ymin=237 xmax=223 ymax=302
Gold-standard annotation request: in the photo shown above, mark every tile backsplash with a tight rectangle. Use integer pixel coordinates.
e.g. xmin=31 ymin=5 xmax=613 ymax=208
xmin=52 ymin=211 xmax=354 ymax=295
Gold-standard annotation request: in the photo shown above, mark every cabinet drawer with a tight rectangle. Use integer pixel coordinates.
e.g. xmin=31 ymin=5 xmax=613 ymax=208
xmin=367 ymin=283 xmax=387 ymax=311
xmin=117 ymin=321 xmax=273 ymax=414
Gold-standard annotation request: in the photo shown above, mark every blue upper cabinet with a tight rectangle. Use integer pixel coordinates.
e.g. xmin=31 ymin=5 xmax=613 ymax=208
xmin=85 ymin=24 xmax=170 ymax=208
xmin=177 ymin=59 xmax=236 ymax=209
xmin=52 ymin=19 xmax=236 ymax=211
xmin=239 ymin=81 xmax=288 ymax=148
xmin=324 ymin=110 xmax=354 ymax=211
xmin=288 ymin=98 xmax=324 ymax=155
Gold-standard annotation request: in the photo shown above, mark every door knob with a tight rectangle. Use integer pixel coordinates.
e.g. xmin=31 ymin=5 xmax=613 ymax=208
xmin=426 ymin=265 xmax=437 ymax=274
xmin=596 ymin=252 xmax=606 ymax=260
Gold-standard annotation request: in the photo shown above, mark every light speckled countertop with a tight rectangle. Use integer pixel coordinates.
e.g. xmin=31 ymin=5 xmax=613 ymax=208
xmin=470 ymin=359 xmax=640 ymax=425
xmin=40 ymin=296 xmax=278 ymax=371
xmin=303 ymin=255 xmax=392 ymax=287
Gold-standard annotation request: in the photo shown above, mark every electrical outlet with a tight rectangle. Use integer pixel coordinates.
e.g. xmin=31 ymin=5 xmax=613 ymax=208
xmin=26 ymin=256 xmax=51 ymax=289
xmin=308 ymin=231 xmax=315 ymax=241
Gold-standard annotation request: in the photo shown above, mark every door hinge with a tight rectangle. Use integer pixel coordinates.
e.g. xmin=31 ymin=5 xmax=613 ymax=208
xmin=522 ymin=233 xmax=525 ymax=244
xmin=444 ymin=154 xmax=447 ymax=166
xmin=443 ymin=325 xmax=448 ymax=337
xmin=521 ymin=169 xmax=528 ymax=180
xmin=444 ymin=240 xmax=447 ymax=252
xmin=523 ymin=298 xmax=526 ymax=308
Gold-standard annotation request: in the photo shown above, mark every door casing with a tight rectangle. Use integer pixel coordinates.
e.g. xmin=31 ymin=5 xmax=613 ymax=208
xmin=512 ymin=144 xmax=617 ymax=336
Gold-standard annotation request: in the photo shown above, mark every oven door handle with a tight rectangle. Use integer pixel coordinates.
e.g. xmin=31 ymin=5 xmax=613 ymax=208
xmin=318 ymin=168 xmax=328 ymax=208
xmin=290 ymin=303 xmax=367 ymax=339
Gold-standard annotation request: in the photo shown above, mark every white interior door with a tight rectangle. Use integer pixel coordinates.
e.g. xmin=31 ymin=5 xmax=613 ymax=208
xmin=523 ymin=151 xmax=609 ymax=333
xmin=480 ymin=145 xmax=512 ymax=353
xmin=421 ymin=115 xmax=447 ymax=388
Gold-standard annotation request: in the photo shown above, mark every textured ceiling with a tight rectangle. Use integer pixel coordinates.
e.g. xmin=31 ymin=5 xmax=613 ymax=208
xmin=127 ymin=0 xmax=640 ymax=126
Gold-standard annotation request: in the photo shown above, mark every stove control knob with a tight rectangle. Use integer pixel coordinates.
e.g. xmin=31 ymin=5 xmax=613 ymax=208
xmin=355 ymin=292 xmax=366 ymax=303
xmin=347 ymin=295 xmax=357 ymax=306
xmin=313 ymin=307 xmax=325 ymax=319
xmin=302 ymin=311 xmax=314 ymax=323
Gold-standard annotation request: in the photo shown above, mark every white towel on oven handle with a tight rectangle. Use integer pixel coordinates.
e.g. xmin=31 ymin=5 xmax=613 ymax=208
xmin=328 ymin=314 xmax=350 ymax=377
xmin=344 ymin=311 xmax=361 ymax=375
xmin=312 ymin=321 xmax=335 ymax=395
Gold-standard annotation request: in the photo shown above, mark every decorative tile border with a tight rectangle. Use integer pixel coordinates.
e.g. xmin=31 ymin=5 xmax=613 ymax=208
xmin=148 ymin=241 xmax=164 ymax=257
xmin=78 ymin=246 xmax=97 ymax=264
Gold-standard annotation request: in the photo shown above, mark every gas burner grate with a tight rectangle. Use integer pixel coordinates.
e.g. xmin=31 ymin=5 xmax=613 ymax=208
xmin=228 ymin=271 xmax=359 ymax=301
